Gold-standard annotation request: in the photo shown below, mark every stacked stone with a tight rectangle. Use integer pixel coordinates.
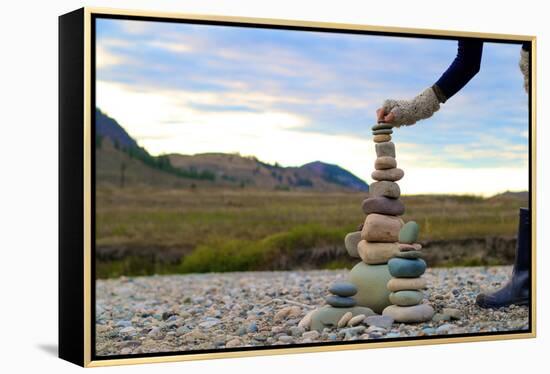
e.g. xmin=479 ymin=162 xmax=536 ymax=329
xmin=382 ymin=222 xmax=434 ymax=322
xmin=341 ymin=124 xmax=404 ymax=315
xmin=310 ymin=281 xmax=375 ymax=331
xmin=309 ymin=124 xmax=433 ymax=330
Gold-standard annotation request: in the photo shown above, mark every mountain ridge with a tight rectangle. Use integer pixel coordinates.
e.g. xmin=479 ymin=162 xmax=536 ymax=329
xmin=95 ymin=108 xmax=369 ymax=192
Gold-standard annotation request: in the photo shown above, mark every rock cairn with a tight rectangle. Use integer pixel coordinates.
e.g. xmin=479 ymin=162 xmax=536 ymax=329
xmin=382 ymin=221 xmax=435 ymax=322
xmin=307 ymin=123 xmax=434 ymax=330
xmin=343 ymin=123 xmax=406 ymax=315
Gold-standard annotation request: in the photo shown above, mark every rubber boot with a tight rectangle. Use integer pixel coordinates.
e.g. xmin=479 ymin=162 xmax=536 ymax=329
xmin=476 ymin=208 xmax=531 ymax=308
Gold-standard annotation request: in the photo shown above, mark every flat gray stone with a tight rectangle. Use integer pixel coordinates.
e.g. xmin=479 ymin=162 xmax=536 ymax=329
xmin=372 ymin=168 xmax=404 ymax=182
xmin=373 ymin=129 xmax=393 ymax=135
xmin=328 ymin=282 xmax=357 ymax=297
xmin=362 ymin=196 xmax=405 ymax=215
xmin=326 ymin=295 xmax=356 ymax=307
xmin=372 ymin=123 xmax=394 ymax=131
xmin=382 ymin=304 xmax=435 ymax=323
xmin=365 ymin=315 xmax=394 ymax=329
xmin=395 ymin=250 xmax=424 ymax=259
xmin=442 ymin=308 xmax=463 ymax=320
xmin=389 ymin=290 xmax=424 ymax=306
xmin=375 ymin=156 xmax=397 ymax=170
xmin=344 ymin=231 xmax=362 ymax=258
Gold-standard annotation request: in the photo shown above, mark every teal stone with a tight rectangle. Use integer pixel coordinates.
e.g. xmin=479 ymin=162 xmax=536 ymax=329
xmin=326 ymin=295 xmax=356 ymax=307
xmin=372 ymin=129 xmax=393 ymax=135
xmin=388 ymin=258 xmax=427 ymax=278
xmin=372 ymin=123 xmax=394 ymax=131
xmin=328 ymin=282 xmax=358 ymax=297
xmin=349 ymin=262 xmax=393 ymax=314
xmin=399 ymin=221 xmax=419 ymax=244
xmin=389 ymin=290 xmax=424 ymax=306
xmin=311 ymin=306 xmax=375 ymax=331
xmin=395 ymin=250 xmax=424 ymax=259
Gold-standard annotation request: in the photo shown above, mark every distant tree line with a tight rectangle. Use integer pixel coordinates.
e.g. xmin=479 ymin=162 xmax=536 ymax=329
xmin=96 ymin=134 xmax=216 ymax=181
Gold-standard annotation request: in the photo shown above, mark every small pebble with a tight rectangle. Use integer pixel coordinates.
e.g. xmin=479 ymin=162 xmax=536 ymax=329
xmin=337 ymin=312 xmax=353 ymax=328
xmin=226 ymin=338 xmax=241 ymax=348
xmin=347 ymin=314 xmax=366 ymax=327
xmin=302 ymin=331 xmax=320 ymax=340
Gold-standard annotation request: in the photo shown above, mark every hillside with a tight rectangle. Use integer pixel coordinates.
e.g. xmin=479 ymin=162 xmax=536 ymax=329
xmin=95 ymin=137 xmax=211 ymax=188
xmin=96 ymin=109 xmax=137 ymax=149
xmin=168 ymin=153 xmax=368 ymax=192
xmin=95 ymin=108 xmax=368 ymax=192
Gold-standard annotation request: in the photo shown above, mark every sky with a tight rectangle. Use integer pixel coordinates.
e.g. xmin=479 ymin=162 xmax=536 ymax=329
xmin=95 ymin=18 xmax=529 ymax=196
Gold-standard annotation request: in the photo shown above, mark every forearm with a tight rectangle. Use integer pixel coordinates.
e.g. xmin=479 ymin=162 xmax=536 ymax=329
xmin=378 ymin=39 xmax=484 ymax=127
xmin=433 ymin=39 xmax=483 ymax=102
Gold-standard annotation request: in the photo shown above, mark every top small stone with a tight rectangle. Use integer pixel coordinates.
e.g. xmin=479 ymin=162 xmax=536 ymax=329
xmin=328 ymin=282 xmax=358 ymax=297
xmin=372 ymin=123 xmax=394 ymax=131
xmin=399 ymin=221 xmax=420 ymax=244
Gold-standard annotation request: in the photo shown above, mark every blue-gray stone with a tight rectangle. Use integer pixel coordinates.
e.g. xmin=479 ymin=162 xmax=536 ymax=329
xmin=115 ymin=320 xmax=132 ymax=328
xmin=247 ymin=322 xmax=258 ymax=333
xmin=423 ymin=327 xmax=436 ymax=335
xmin=325 ymin=295 xmax=357 ymax=308
xmin=328 ymin=282 xmax=358 ymax=297
xmin=388 ymin=258 xmax=427 ymax=278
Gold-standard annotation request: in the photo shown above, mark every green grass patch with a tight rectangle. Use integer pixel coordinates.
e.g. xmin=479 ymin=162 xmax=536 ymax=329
xmin=177 ymin=224 xmax=348 ymax=274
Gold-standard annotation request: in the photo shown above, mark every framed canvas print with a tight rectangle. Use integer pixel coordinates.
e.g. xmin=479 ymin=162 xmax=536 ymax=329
xmin=59 ymin=7 xmax=537 ymax=367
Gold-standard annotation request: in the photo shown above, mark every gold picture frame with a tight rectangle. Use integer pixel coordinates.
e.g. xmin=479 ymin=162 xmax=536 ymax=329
xmin=59 ymin=6 xmax=537 ymax=367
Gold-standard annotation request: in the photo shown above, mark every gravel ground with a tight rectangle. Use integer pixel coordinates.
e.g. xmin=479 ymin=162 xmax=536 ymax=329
xmin=95 ymin=266 xmax=529 ymax=356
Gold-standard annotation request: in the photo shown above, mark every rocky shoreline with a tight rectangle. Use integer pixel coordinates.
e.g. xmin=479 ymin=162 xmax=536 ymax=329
xmin=96 ymin=266 xmax=529 ymax=356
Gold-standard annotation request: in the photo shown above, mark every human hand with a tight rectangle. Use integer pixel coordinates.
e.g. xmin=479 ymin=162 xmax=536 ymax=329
xmin=376 ymin=107 xmax=396 ymax=124
xmin=376 ymin=87 xmax=441 ymax=127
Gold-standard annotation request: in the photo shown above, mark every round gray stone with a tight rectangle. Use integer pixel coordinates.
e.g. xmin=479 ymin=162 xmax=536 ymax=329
xmin=349 ymin=262 xmax=392 ymax=314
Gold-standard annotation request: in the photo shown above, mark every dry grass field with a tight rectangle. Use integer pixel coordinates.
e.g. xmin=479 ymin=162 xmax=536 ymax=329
xmin=95 ymin=186 xmax=527 ymax=278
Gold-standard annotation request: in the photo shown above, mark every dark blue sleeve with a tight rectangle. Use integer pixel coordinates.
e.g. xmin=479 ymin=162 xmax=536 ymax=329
xmin=433 ymin=39 xmax=483 ymax=102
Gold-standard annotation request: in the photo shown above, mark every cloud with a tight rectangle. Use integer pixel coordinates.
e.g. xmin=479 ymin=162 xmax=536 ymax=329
xmin=96 ymin=45 xmax=125 ymax=68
